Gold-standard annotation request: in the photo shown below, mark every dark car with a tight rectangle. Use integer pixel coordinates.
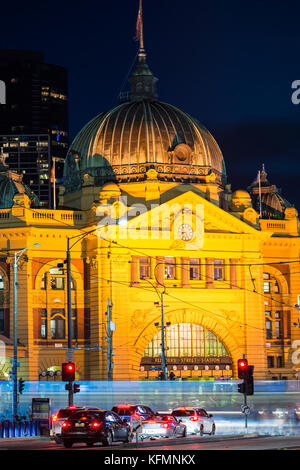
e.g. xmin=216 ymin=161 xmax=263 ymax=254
xmin=61 ymin=410 xmax=131 ymax=448
xmin=111 ymin=404 xmax=156 ymax=424
xmin=50 ymin=406 xmax=102 ymax=443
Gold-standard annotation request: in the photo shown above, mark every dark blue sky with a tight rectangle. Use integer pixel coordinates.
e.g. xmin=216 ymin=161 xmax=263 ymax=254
xmin=2 ymin=0 xmax=300 ymax=206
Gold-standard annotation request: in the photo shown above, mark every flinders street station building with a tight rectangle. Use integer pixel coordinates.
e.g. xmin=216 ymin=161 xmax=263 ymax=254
xmin=0 ymin=37 xmax=300 ymax=383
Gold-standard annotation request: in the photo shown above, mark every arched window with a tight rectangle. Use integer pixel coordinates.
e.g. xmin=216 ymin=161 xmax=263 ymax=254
xmin=144 ymin=323 xmax=229 ymax=358
xmin=40 ymin=267 xmax=75 ymax=290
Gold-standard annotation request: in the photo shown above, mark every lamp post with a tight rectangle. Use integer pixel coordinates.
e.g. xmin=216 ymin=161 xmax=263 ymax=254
xmin=12 ymin=243 xmax=40 ymax=420
xmin=141 ymin=277 xmax=168 ymax=380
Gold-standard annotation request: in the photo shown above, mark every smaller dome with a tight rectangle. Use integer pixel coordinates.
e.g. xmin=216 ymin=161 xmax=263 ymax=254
xmin=248 ymin=165 xmax=293 ymax=220
xmin=231 ymin=190 xmax=252 ymax=212
xmin=0 ymin=165 xmax=39 ymax=209
xmin=99 ymin=182 xmax=121 ymax=201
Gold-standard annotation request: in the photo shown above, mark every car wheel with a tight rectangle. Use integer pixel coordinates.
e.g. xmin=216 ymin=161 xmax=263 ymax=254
xmin=103 ymin=430 xmax=113 ymax=447
xmin=124 ymin=432 xmax=133 ymax=443
xmin=182 ymin=427 xmax=187 ymax=438
xmin=63 ymin=440 xmax=73 ymax=448
xmin=199 ymin=425 xmax=204 ymax=436
xmin=210 ymin=425 xmax=216 ymax=436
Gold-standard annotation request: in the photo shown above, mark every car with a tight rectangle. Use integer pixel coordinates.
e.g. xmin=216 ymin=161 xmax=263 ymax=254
xmin=50 ymin=406 xmax=101 ymax=443
xmin=111 ymin=404 xmax=156 ymax=424
xmin=171 ymin=407 xmax=215 ymax=435
xmin=61 ymin=409 xmax=131 ymax=448
xmin=138 ymin=413 xmax=187 ymax=440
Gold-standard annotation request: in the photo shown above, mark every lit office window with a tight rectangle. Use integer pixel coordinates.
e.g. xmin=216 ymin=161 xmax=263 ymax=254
xmin=189 ymin=259 xmax=201 ymax=280
xmin=214 ymin=259 xmax=225 ymax=281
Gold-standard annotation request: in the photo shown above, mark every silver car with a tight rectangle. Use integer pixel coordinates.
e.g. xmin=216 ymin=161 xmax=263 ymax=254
xmin=171 ymin=407 xmax=215 ymax=436
xmin=139 ymin=414 xmax=187 ymax=440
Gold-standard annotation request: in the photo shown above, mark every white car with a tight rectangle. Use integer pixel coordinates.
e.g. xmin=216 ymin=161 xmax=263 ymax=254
xmin=50 ymin=406 xmax=101 ymax=442
xmin=171 ymin=407 xmax=215 ymax=436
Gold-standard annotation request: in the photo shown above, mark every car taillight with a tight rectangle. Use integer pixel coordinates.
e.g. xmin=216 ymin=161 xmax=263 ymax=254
xmin=62 ymin=421 xmax=69 ymax=429
xmin=146 ymin=420 xmax=156 ymax=424
xmin=162 ymin=423 xmax=169 ymax=428
xmin=91 ymin=421 xmax=101 ymax=429
xmin=190 ymin=416 xmax=199 ymax=421
xmin=51 ymin=414 xmax=58 ymax=423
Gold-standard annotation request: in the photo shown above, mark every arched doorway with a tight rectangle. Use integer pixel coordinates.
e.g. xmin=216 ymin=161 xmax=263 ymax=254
xmin=140 ymin=322 xmax=233 ymax=380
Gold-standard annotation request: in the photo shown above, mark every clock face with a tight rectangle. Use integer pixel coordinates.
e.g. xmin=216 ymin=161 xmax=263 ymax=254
xmin=178 ymin=224 xmax=194 ymax=241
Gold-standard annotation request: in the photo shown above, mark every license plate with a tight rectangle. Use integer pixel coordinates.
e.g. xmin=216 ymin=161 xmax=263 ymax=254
xmin=146 ymin=429 xmax=159 ymax=434
xmin=75 ymin=423 xmax=85 ymax=427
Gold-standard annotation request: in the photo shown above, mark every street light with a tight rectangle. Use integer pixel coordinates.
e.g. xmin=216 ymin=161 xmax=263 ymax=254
xmin=141 ymin=276 xmax=168 ymax=380
xmin=13 ymin=243 xmax=40 ymax=420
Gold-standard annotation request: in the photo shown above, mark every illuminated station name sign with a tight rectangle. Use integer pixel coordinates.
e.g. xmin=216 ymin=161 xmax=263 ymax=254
xmin=141 ymin=356 xmax=232 ymax=370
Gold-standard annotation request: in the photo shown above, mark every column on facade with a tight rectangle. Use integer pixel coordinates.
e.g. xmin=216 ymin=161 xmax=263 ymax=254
xmin=230 ymin=258 xmax=239 ymax=289
xmin=155 ymin=256 xmax=164 ymax=287
xmin=181 ymin=257 xmax=190 ymax=288
xmin=131 ymin=255 xmax=140 ymax=287
xmin=205 ymin=258 xmax=215 ymax=288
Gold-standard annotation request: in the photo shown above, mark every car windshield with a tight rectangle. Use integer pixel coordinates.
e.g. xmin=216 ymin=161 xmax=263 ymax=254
xmin=57 ymin=408 xmax=83 ymax=418
xmin=71 ymin=411 xmax=106 ymax=421
xmin=112 ymin=406 xmax=136 ymax=416
xmin=172 ymin=409 xmax=195 ymax=417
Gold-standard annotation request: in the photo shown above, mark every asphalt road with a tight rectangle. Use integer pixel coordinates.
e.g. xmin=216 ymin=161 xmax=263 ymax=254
xmin=0 ymin=434 xmax=300 ymax=451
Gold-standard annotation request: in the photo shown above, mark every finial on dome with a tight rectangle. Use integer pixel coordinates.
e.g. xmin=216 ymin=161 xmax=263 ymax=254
xmin=136 ymin=0 xmax=146 ymax=63
xmin=129 ymin=0 xmax=158 ymax=101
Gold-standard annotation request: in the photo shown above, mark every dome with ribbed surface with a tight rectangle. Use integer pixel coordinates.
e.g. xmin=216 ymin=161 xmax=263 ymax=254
xmin=63 ymin=99 xmax=226 ymax=194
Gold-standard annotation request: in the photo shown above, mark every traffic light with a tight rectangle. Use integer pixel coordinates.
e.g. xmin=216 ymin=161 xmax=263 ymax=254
xmin=244 ymin=365 xmax=254 ymax=396
xmin=73 ymin=383 xmax=80 ymax=394
xmin=18 ymin=378 xmax=25 ymax=394
xmin=237 ymin=358 xmax=248 ymax=379
xmin=237 ymin=360 xmax=255 ymax=396
xmin=62 ymin=362 xmax=75 ymax=382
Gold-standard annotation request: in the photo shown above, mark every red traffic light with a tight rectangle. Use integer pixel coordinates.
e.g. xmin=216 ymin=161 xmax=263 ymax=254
xmin=237 ymin=358 xmax=248 ymax=379
xmin=62 ymin=362 xmax=75 ymax=382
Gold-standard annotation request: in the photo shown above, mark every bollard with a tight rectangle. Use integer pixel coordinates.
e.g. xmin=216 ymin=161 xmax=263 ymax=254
xmin=9 ymin=421 xmax=15 ymax=438
xmin=0 ymin=421 xmax=3 ymax=439
xmin=3 ymin=421 xmax=9 ymax=438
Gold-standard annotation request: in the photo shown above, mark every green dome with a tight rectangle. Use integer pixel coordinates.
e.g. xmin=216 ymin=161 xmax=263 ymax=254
xmin=0 ymin=170 xmax=39 ymax=209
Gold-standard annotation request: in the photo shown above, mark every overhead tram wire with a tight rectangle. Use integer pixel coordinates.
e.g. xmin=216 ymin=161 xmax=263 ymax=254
xmin=10 ymin=202 xmax=300 ymax=312
xmin=12 ymin=200 xmax=300 ymax=267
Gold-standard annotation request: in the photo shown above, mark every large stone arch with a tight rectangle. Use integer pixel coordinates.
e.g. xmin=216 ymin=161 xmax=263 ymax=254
xmin=133 ymin=308 xmax=243 ymax=377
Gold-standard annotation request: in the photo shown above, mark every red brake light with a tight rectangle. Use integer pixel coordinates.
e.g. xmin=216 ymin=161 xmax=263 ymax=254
xmin=163 ymin=423 xmax=169 ymax=428
xmin=190 ymin=416 xmax=199 ymax=421
xmin=51 ymin=414 xmax=58 ymax=423
xmin=91 ymin=421 xmax=101 ymax=429
xmin=62 ymin=421 xmax=69 ymax=428
xmin=147 ymin=420 xmax=156 ymax=424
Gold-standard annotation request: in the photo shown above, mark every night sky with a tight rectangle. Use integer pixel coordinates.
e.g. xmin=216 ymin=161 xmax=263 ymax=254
xmin=2 ymin=0 xmax=300 ymax=208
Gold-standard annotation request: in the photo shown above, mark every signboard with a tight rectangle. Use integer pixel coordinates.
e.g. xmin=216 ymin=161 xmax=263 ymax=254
xmin=130 ymin=416 xmax=143 ymax=433
xmin=32 ymin=398 xmax=51 ymax=420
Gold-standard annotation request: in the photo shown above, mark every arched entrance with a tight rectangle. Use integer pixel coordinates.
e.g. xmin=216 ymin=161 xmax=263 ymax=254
xmin=140 ymin=322 xmax=233 ymax=380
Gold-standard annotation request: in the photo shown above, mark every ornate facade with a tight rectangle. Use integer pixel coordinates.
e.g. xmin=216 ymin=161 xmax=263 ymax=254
xmin=1 ymin=27 xmax=300 ymax=382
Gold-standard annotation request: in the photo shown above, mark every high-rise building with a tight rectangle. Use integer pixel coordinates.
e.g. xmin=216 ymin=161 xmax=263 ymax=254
xmin=0 ymin=50 xmax=69 ymax=206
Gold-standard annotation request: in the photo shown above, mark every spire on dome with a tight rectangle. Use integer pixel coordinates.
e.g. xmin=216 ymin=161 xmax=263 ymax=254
xmin=129 ymin=0 xmax=158 ymax=101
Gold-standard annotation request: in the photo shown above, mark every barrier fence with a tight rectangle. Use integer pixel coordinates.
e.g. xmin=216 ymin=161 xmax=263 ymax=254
xmin=0 ymin=419 xmax=40 ymax=438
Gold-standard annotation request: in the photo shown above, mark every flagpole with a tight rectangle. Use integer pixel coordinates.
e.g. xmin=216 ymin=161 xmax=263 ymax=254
xmin=258 ymin=169 xmax=262 ymax=218
xmin=53 ymin=157 xmax=56 ymax=210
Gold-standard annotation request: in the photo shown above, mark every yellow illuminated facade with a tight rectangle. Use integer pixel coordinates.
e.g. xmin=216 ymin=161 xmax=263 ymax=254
xmin=1 ymin=34 xmax=300 ymax=383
